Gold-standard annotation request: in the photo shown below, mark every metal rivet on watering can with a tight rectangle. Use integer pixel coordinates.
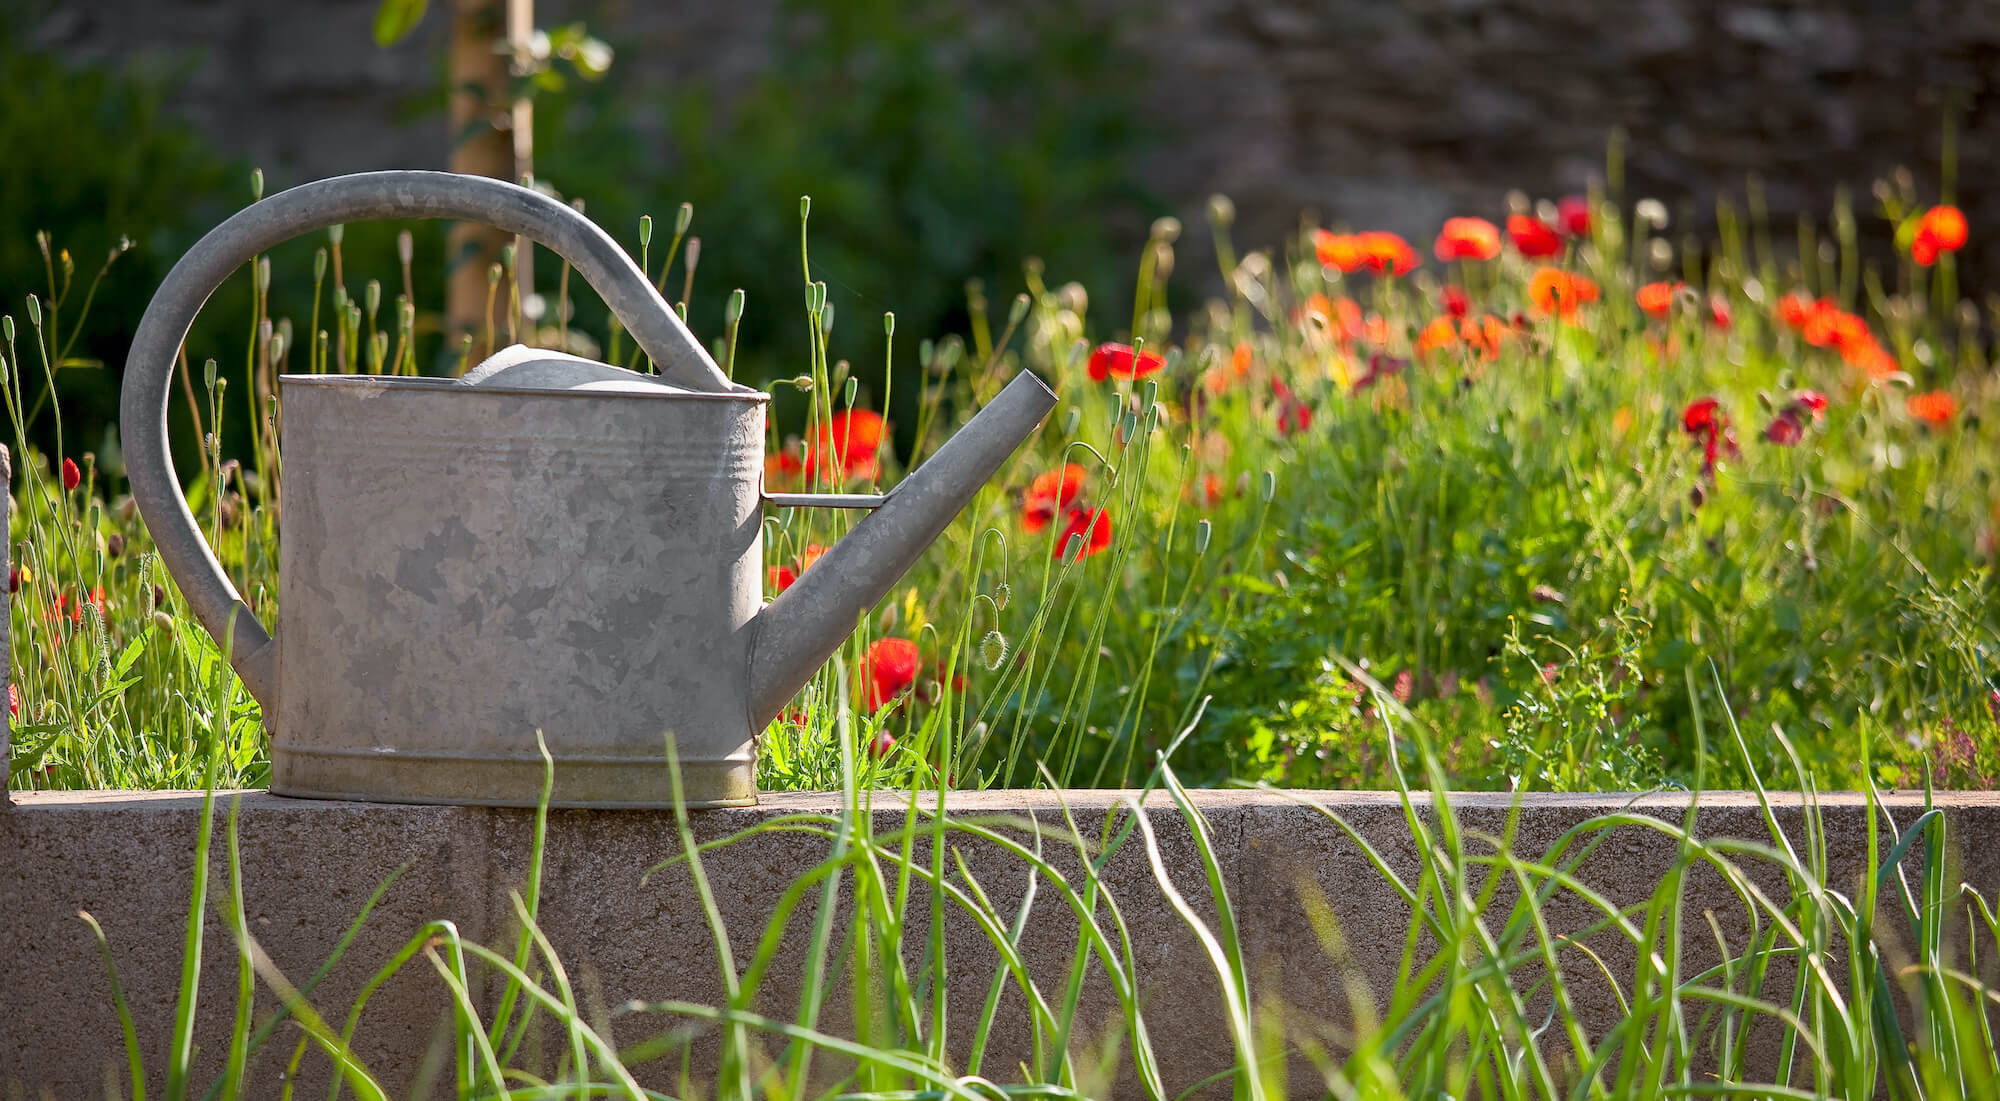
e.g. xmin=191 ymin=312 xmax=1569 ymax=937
xmin=120 ymin=171 xmax=1056 ymax=808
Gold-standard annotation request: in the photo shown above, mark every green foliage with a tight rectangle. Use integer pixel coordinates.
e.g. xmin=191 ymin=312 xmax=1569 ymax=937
xmin=0 ymin=9 xmax=242 ymax=455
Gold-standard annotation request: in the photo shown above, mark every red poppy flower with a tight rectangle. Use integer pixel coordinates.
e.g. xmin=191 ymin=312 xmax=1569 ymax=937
xmin=766 ymin=564 xmax=798 ymax=593
xmin=1636 ymin=281 xmax=1683 ymax=320
xmin=805 ymin=409 xmax=885 ymax=482
xmin=1682 ymin=397 xmax=1721 ymax=435
xmin=1054 ymin=508 xmax=1112 ymax=561
xmin=1911 ymin=205 xmax=1968 ymax=267
xmin=1275 ymin=392 xmax=1314 ymax=434
xmin=1908 ymin=390 xmax=1959 ymax=426
xmin=1434 ymin=217 xmax=1502 ymax=262
xmin=1764 ymin=412 xmax=1804 ymax=446
xmin=1507 ymin=214 xmax=1565 ymax=258
xmin=1556 ymin=195 xmax=1591 ymax=238
xmin=1775 ymin=292 xmax=1817 ymax=331
xmin=1793 ymin=390 xmax=1828 ymax=419
xmin=1527 ymin=268 xmax=1600 ymax=319
xmin=61 ymin=458 xmax=79 ymax=492
xmin=868 ymin=730 xmax=897 ymax=758
xmin=1086 ymin=342 xmax=1166 ymax=382
xmin=1201 ymin=472 xmax=1223 ymax=507
xmin=1022 ymin=463 xmax=1087 ymax=533
xmin=7 ymin=682 xmax=16 ymax=717
xmin=1681 ymin=397 xmax=1739 ymax=479
xmin=49 ymin=586 xmax=105 ymax=627
xmin=862 ymin=637 xmax=922 ymax=711
xmin=1441 ymin=284 xmax=1471 ymax=318
xmin=1708 ymin=295 xmax=1733 ymax=330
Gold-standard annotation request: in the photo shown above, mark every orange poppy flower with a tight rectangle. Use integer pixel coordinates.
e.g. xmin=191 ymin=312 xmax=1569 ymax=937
xmin=1907 ymin=390 xmax=1959 ymax=426
xmin=1315 ymin=230 xmax=1417 ymax=276
xmin=1087 ymin=342 xmax=1166 ymax=382
xmin=1022 ymin=464 xmax=1087 ymax=533
xmin=1359 ymin=232 xmax=1419 ymax=276
xmin=1201 ymin=472 xmax=1224 ymax=507
xmin=1527 ymin=268 xmax=1600 ymax=320
xmin=804 ymin=409 xmax=885 ymax=482
xmin=1508 ymin=215 xmax=1564 ymax=259
xmin=1911 ymin=205 xmax=1968 ymax=267
xmin=1230 ymin=341 xmax=1253 ymax=376
xmin=1775 ymin=292 xmax=1820 ymax=331
xmin=1636 ymin=281 xmax=1684 ymax=320
xmin=1416 ymin=317 xmax=1459 ymax=356
xmin=1054 ymin=508 xmax=1113 ymax=561
xmin=1312 ymin=229 xmax=1365 ymax=272
xmin=1434 ymin=217 xmax=1502 ymax=262
xmin=765 ymin=450 xmax=803 ymax=490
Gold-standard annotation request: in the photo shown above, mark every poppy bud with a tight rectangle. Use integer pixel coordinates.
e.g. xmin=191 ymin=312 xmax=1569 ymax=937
xmin=61 ymin=458 xmax=80 ymax=492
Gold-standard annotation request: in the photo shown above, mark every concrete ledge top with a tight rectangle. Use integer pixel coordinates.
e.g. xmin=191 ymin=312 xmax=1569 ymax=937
xmin=10 ymin=786 xmax=1999 ymax=814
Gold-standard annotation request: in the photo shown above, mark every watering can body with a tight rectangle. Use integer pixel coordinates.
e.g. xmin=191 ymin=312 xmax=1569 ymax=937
xmin=121 ymin=172 xmax=1056 ymax=807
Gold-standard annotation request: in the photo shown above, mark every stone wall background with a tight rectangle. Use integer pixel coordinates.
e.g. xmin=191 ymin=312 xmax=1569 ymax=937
xmin=22 ymin=0 xmax=2000 ymax=286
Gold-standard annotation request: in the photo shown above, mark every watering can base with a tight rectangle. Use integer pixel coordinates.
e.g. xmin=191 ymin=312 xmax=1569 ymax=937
xmin=271 ymin=748 xmax=759 ymax=809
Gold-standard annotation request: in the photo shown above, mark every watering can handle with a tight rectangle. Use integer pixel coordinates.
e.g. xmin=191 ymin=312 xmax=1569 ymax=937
xmin=119 ymin=171 xmax=745 ymax=707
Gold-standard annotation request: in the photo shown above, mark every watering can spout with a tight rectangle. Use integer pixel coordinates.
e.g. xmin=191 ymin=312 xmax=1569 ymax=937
xmin=747 ymin=370 xmax=1058 ymax=727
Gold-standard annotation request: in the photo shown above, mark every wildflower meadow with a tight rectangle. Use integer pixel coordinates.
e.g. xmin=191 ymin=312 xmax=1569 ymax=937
xmin=3 ymin=159 xmax=1995 ymax=800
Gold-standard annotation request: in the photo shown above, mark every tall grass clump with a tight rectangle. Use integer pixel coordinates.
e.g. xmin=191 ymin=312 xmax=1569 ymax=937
xmin=50 ymin=680 xmax=2000 ymax=1098
xmin=6 ymin=147 xmax=1999 ymax=794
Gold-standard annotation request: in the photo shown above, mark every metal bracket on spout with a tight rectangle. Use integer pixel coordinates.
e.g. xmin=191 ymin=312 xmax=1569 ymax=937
xmin=763 ymin=491 xmax=891 ymax=510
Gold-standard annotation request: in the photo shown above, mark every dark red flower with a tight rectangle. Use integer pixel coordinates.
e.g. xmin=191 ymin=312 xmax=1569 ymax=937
xmin=869 ymin=730 xmax=897 ymax=758
xmin=1763 ymin=412 xmax=1803 ymax=446
xmin=7 ymin=683 xmax=16 ymax=717
xmin=1272 ymin=379 xmax=1315 ymax=434
xmin=1793 ymin=390 xmax=1828 ymax=419
xmin=1556 ymin=196 xmax=1591 ymax=238
xmin=1022 ymin=464 xmax=1087 ymax=534
xmin=1087 ymin=342 xmax=1166 ymax=382
xmin=1507 ymin=214 xmax=1564 ymax=259
xmin=863 ymin=638 xmax=922 ymax=711
xmin=1055 ymin=508 xmax=1113 ymax=561
xmin=61 ymin=458 xmax=79 ymax=492
xmin=1441 ymin=284 xmax=1471 ymax=318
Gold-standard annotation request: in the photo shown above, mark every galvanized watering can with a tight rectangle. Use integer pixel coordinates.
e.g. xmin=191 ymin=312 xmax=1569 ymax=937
xmin=121 ymin=171 xmax=1056 ymax=807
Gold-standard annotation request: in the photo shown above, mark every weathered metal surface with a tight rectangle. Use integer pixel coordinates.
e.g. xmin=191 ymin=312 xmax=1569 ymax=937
xmin=119 ymin=171 xmax=1055 ymax=807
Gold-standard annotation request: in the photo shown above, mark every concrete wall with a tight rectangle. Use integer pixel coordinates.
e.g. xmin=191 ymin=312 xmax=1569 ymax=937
xmin=4 ymin=787 xmax=1998 ymax=1096
xmin=22 ymin=0 xmax=2000 ymax=275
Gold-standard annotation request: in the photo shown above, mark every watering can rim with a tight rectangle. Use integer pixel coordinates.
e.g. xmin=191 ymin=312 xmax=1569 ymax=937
xmin=277 ymin=371 xmax=773 ymax=404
